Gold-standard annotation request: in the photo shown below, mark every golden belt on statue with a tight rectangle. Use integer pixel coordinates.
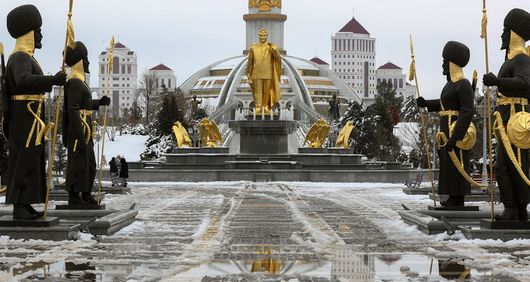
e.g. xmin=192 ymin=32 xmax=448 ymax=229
xmin=10 ymin=94 xmax=45 ymax=102
xmin=497 ymin=94 xmax=528 ymax=117
xmin=439 ymin=110 xmax=459 ymax=117
xmin=11 ymin=94 xmax=53 ymax=148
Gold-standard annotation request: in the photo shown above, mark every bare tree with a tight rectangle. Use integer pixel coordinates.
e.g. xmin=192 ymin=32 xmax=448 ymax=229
xmin=137 ymin=70 xmax=158 ymax=124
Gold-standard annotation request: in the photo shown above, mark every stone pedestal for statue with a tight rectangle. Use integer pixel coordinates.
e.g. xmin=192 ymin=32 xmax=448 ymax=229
xmin=0 ymin=215 xmax=59 ymax=227
xmin=428 ymin=206 xmax=479 ymax=211
xmin=480 ymin=219 xmax=530 ymax=229
xmin=56 ymin=204 xmax=106 ymax=210
xmin=0 ymin=215 xmax=78 ymax=241
xmin=172 ymin=147 xmax=230 ymax=154
xmin=461 ymin=219 xmax=530 ymax=241
xmin=49 ymin=190 xmax=106 ymax=201
xmin=229 ymin=120 xmax=298 ymax=154
xmin=429 ymin=190 xmax=499 ymax=202
xmin=297 ymin=148 xmax=354 ymax=154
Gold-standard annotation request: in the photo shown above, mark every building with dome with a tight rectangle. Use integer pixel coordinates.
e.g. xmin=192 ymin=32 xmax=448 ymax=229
xmin=180 ymin=0 xmax=362 ymax=125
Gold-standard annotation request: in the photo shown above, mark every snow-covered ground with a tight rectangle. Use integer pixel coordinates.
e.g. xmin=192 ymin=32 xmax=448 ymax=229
xmin=100 ymin=134 xmax=148 ymax=164
xmin=0 ymin=182 xmax=528 ymax=281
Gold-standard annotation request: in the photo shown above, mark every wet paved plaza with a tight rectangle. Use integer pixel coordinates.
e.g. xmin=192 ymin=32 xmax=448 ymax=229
xmin=1 ymin=182 xmax=529 ymax=281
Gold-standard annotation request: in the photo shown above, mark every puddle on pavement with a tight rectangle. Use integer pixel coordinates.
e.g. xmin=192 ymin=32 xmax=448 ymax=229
xmin=174 ymin=255 xmax=484 ymax=280
xmin=175 ymin=246 xmax=494 ymax=281
xmin=1 ymin=261 xmax=98 ymax=281
xmin=0 ymin=252 xmax=492 ymax=281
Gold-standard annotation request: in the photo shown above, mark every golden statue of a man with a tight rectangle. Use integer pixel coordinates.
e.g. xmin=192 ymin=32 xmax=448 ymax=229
xmin=247 ymin=28 xmax=282 ymax=114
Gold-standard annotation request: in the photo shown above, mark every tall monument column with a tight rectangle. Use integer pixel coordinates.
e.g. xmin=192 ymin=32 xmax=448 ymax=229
xmin=244 ymin=0 xmax=287 ymax=54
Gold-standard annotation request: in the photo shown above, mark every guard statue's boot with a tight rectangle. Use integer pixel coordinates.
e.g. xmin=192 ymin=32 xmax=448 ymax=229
xmin=440 ymin=195 xmax=450 ymax=207
xmin=441 ymin=196 xmax=464 ymax=207
xmin=518 ymin=203 xmax=528 ymax=221
xmin=68 ymin=191 xmax=86 ymax=206
xmin=495 ymin=202 xmax=519 ymax=221
xmin=26 ymin=204 xmax=44 ymax=218
xmin=81 ymin=192 xmax=99 ymax=206
xmin=13 ymin=204 xmax=37 ymax=220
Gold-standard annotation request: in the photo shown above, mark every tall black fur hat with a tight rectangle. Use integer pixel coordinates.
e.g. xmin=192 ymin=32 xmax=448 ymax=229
xmin=504 ymin=8 xmax=530 ymax=41
xmin=442 ymin=41 xmax=470 ymax=68
xmin=7 ymin=5 xmax=42 ymax=39
xmin=65 ymin=41 xmax=88 ymax=67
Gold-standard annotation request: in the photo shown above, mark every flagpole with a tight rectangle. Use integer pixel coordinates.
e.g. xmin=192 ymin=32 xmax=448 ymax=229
xmin=44 ymin=0 xmax=74 ymax=217
xmin=481 ymin=0 xmax=495 ymax=221
xmin=96 ymin=37 xmax=114 ymax=204
xmin=409 ymin=35 xmax=437 ymax=206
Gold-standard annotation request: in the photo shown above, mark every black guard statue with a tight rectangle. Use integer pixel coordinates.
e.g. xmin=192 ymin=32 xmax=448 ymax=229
xmin=63 ymin=41 xmax=110 ymax=207
xmin=417 ymin=41 xmax=475 ymax=207
xmin=483 ymin=8 xmax=530 ymax=221
xmin=4 ymin=5 xmax=66 ymax=219
xmin=329 ymin=94 xmax=340 ymax=122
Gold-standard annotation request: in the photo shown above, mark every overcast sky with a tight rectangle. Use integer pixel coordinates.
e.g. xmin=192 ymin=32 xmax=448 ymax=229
xmin=0 ymin=0 xmax=527 ymax=98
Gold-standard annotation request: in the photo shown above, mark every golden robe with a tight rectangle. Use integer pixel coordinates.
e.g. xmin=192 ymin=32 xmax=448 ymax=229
xmin=247 ymin=42 xmax=282 ymax=111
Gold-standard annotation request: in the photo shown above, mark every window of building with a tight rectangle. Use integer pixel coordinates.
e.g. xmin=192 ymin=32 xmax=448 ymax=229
xmin=113 ymin=57 xmax=120 ymax=74
xmin=127 ymin=65 xmax=131 ymax=74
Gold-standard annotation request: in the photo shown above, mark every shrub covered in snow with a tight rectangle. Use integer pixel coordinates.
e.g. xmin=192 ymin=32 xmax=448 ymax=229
xmin=121 ymin=124 xmax=149 ymax=136
xmin=141 ymin=134 xmax=174 ymax=160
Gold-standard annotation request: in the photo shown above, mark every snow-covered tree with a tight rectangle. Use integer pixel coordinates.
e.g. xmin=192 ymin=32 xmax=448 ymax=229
xmin=401 ymin=96 xmax=420 ymax=122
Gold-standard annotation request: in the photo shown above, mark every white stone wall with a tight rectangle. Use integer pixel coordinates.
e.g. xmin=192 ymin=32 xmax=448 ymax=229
xmin=246 ymin=20 xmax=285 ymax=51
xmin=245 ymin=6 xmax=285 ymax=51
xmin=148 ymin=69 xmax=177 ymax=93
xmin=376 ymin=68 xmax=408 ymax=97
xmin=98 ymin=45 xmax=138 ymax=116
xmin=331 ymin=32 xmax=376 ymax=101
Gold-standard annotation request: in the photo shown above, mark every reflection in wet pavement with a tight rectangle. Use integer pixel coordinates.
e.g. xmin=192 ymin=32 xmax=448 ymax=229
xmin=0 ymin=182 xmax=527 ymax=281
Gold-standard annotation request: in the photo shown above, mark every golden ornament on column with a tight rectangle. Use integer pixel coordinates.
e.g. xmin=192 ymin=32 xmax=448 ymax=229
xmin=249 ymin=0 xmax=281 ymax=12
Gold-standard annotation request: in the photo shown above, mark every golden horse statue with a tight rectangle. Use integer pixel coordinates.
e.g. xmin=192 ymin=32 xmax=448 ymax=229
xmin=335 ymin=121 xmax=355 ymax=149
xmin=303 ymin=119 xmax=330 ymax=148
xmin=172 ymin=121 xmax=192 ymax=148
xmin=198 ymin=118 xmax=224 ymax=148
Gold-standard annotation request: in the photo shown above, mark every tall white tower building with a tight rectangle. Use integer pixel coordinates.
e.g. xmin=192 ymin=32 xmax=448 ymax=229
xmin=98 ymin=42 xmax=138 ymax=116
xmin=331 ymin=17 xmax=376 ymax=104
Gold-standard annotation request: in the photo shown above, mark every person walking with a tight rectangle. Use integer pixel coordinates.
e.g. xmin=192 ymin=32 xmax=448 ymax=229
xmin=119 ymin=157 xmax=129 ymax=188
xmin=109 ymin=157 xmax=119 ymax=187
